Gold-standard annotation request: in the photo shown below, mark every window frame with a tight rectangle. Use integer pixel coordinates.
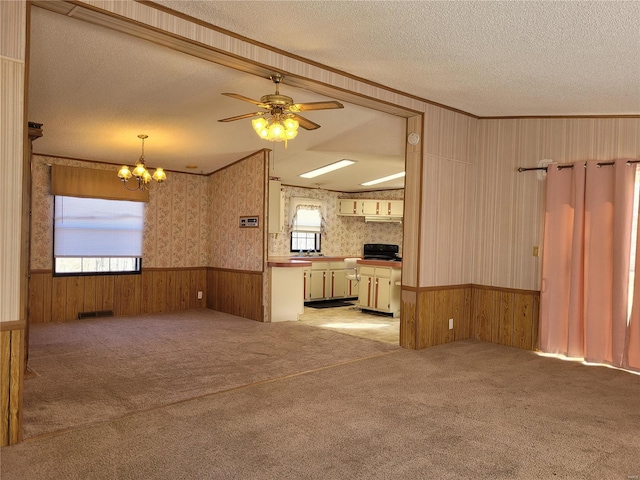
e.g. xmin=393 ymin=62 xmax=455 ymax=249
xmin=290 ymin=232 xmax=321 ymax=253
xmin=52 ymin=195 xmax=144 ymax=277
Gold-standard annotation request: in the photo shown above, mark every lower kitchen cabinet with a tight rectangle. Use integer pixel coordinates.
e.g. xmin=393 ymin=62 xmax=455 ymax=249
xmin=358 ymin=265 xmax=401 ymax=317
xmin=303 ymin=261 xmax=357 ymax=301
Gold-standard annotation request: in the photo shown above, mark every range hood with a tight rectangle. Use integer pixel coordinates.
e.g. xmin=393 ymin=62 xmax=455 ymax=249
xmin=364 ymin=216 xmax=403 ymax=223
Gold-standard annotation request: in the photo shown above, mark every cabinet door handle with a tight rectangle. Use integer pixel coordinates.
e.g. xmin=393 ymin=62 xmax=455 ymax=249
xmin=331 ymin=271 xmax=335 ymax=297
xmin=374 ymin=278 xmax=379 ymax=308
xmin=323 ymin=271 xmax=326 ymax=298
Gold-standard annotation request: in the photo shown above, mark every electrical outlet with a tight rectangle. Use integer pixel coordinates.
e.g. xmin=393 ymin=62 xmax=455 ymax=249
xmin=448 ymin=318 xmax=454 ymax=330
xmin=197 ymin=291 xmax=203 ymax=300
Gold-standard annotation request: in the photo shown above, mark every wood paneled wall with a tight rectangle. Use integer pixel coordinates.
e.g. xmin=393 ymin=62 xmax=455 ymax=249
xmin=402 ymin=284 xmax=540 ymax=351
xmin=206 ymin=268 xmax=264 ymax=322
xmin=28 ymin=268 xmax=207 ymax=323
xmin=0 ymin=323 xmax=24 ymax=446
xmin=471 ymin=285 xmax=539 ymax=351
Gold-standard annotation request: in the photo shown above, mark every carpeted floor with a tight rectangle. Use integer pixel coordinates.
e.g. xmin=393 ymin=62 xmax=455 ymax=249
xmin=20 ymin=309 xmax=398 ymax=439
xmin=2 ymin=310 xmax=639 ymax=479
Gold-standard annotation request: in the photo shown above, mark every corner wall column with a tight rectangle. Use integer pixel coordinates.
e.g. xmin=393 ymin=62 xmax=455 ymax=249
xmin=0 ymin=0 xmax=28 ymax=446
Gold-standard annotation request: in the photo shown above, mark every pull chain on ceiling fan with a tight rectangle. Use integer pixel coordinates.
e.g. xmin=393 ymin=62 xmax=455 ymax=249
xmin=218 ymin=74 xmax=344 ymax=146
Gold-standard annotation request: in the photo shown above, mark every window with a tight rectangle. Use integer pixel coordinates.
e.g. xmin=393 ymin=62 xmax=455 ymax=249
xmin=54 ymin=196 xmax=144 ymax=275
xmin=289 ymin=197 xmax=324 ymax=253
xmin=290 ymin=232 xmax=321 ymax=252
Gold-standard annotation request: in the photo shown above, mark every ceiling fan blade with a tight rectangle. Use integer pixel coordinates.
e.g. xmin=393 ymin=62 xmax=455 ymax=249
xmin=289 ymin=100 xmax=344 ymax=112
xmin=218 ymin=111 xmax=267 ymax=123
xmin=221 ymin=92 xmax=269 ymax=108
xmin=291 ymin=114 xmax=321 ymax=130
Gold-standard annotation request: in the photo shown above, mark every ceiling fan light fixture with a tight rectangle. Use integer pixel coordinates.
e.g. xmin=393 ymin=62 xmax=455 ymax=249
xmin=219 ymin=74 xmax=343 ymax=148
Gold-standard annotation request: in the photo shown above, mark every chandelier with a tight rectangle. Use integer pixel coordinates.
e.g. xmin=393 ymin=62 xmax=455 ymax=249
xmin=251 ymin=113 xmax=299 ymax=148
xmin=117 ymin=134 xmax=167 ymax=191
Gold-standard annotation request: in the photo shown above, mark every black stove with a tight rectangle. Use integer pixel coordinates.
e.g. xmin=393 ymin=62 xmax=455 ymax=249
xmin=363 ymin=243 xmax=401 ymax=261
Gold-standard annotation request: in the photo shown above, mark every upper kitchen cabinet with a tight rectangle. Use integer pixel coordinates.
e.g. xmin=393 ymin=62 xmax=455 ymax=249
xmin=338 ymin=199 xmax=360 ymax=215
xmin=336 ymin=199 xmax=404 ymax=219
xmin=268 ymin=180 xmax=285 ymax=234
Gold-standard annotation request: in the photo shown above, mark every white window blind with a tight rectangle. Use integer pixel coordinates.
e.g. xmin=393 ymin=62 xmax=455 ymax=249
xmin=54 ymin=196 xmax=144 ymax=258
xmin=289 ymin=197 xmax=323 ymax=233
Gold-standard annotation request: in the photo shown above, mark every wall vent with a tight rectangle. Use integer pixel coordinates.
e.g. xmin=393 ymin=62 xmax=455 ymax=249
xmin=78 ymin=310 xmax=114 ymax=319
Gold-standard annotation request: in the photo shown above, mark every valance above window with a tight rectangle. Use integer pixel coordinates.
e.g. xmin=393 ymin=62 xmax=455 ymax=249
xmin=51 ymin=164 xmax=149 ymax=202
xmin=289 ymin=197 xmax=325 ymax=234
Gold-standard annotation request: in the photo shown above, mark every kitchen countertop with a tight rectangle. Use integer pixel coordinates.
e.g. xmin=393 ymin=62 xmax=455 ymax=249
xmin=268 ymin=256 xmax=402 ymax=268
xmin=267 ymin=255 xmax=350 ymax=267
xmin=267 ymin=257 xmax=312 ymax=267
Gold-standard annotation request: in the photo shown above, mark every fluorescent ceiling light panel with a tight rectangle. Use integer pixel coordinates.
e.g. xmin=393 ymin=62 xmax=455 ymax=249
xmin=299 ymin=159 xmax=356 ymax=178
xmin=360 ymin=171 xmax=406 ymax=186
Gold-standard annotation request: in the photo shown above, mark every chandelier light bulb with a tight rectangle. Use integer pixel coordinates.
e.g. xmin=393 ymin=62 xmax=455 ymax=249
xmin=117 ymin=165 xmax=132 ymax=180
xmin=132 ymin=162 xmax=146 ymax=178
xmin=152 ymin=168 xmax=167 ymax=183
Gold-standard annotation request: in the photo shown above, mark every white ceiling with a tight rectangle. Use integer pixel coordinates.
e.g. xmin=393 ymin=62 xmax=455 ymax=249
xmin=28 ymin=1 xmax=640 ymax=192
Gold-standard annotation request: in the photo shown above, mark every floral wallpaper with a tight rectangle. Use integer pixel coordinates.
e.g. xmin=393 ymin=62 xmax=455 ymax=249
xmin=30 ymin=153 xmax=397 ymax=275
xmin=30 ymin=155 xmax=211 ymax=270
xmin=268 ymin=186 xmax=404 ymax=257
xmin=209 ymin=151 xmax=266 ymax=272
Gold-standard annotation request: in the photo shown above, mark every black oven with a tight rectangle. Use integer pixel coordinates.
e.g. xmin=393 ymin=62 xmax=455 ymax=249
xmin=363 ymin=244 xmax=401 ymax=261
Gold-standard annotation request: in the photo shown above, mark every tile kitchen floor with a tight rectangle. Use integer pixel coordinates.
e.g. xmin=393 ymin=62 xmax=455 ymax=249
xmin=297 ymin=304 xmax=399 ymax=345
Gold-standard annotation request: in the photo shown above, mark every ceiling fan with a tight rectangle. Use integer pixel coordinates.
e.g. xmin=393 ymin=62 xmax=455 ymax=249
xmin=218 ymin=73 xmax=344 ymax=132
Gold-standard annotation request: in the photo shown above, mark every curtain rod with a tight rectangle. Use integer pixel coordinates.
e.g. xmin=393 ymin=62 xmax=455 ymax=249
xmin=518 ymin=160 xmax=640 ymax=173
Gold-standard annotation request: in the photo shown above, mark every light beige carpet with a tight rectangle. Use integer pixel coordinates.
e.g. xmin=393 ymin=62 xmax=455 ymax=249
xmin=2 ymin=310 xmax=639 ymax=479
xmin=21 ymin=309 xmax=398 ymax=439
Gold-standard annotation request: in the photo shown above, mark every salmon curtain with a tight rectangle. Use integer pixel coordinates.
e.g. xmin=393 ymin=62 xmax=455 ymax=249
xmin=539 ymin=160 xmax=637 ymax=370
xmin=627 ymin=210 xmax=640 ymax=372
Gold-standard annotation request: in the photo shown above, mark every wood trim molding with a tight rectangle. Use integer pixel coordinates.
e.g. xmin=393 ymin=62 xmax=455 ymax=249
xmin=207 ymin=266 xmax=264 ymax=275
xmin=0 ymin=321 xmax=26 ymax=332
xmin=403 ymin=283 xmax=540 ymax=295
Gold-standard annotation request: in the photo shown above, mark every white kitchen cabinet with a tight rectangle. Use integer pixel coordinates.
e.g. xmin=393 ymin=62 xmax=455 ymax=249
xmin=336 ymin=198 xmax=403 ymax=219
xmin=386 ymin=200 xmax=404 ymax=216
xmin=357 ymin=265 xmax=401 ymax=317
xmin=303 ymin=267 xmax=311 ymax=300
xmin=268 ymin=180 xmax=285 ymax=234
xmin=337 ymin=199 xmax=360 ymax=215
xmin=302 ymin=260 xmax=358 ymax=301
xmin=308 ymin=263 xmax=329 ymax=300
xmin=361 ymin=200 xmax=380 ymax=215
xmin=345 ymin=275 xmax=359 ymax=298
xmin=328 ymin=262 xmax=346 ymax=299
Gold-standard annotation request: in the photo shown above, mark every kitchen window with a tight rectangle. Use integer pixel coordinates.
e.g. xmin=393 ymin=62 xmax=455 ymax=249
xmin=53 ymin=195 xmax=143 ymax=275
xmin=290 ymin=232 xmax=321 ymax=252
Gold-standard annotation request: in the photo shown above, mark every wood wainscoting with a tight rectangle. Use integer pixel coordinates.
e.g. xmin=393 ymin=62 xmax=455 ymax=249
xmin=28 ymin=268 xmax=207 ymax=324
xmin=401 ymin=284 xmax=540 ymax=351
xmin=0 ymin=321 xmax=24 ymax=446
xmin=206 ymin=268 xmax=263 ymax=322
xmin=470 ymin=285 xmax=540 ymax=351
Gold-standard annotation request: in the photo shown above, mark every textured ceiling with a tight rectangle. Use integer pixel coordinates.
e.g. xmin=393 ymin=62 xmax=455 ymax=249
xmin=158 ymin=0 xmax=640 ymax=116
xmin=27 ymin=1 xmax=640 ymax=194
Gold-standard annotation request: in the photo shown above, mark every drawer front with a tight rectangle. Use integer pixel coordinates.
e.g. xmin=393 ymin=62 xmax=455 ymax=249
xmin=374 ymin=267 xmax=391 ymax=278
xmin=360 ymin=266 xmax=375 ymax=276
xmin=329 ymin=261 xmax=345 ymax=270
xmin=311 ymin=262 xmax=327 ymax=270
